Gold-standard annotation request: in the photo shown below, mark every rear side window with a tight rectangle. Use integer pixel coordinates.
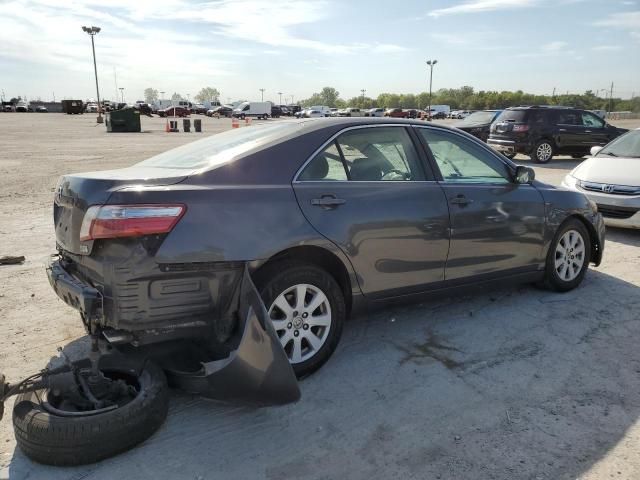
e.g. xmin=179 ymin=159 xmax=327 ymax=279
xmin=495 ymin=110 xmax=528 ymax=122
xmin=298 ymin=127 xmax=425 ymax=181
xmin=557 ymin=111 xmax=581 ymax=125
xmin=298 ymin=142 xmax=348 ymax=181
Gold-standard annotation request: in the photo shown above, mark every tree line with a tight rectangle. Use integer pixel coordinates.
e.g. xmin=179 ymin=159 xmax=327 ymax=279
xmin=300 ymin=86 xmax=640 ymax=112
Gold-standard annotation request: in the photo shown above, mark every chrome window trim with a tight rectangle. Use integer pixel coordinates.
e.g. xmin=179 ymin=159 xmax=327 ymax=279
xmin=293 ymin=124 xmax=425 ymax=183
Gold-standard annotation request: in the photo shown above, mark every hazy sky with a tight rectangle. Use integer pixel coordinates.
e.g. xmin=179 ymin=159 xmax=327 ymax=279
xmin=1 ymin=0 xmax=638 ymax=103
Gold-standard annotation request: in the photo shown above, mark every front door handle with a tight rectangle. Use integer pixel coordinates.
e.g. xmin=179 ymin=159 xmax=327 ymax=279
xmin=311 ymin=195 xmax=346 ymax=209
xmin=450 ymin=195 xmax=473 ymax=206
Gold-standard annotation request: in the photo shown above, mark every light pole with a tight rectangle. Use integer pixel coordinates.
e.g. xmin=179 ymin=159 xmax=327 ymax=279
xmin=360 ymin=88 xmax=366 ymax=107
xmin=426 ymin=59 xmax=438 ymax=121
xmin=278 ymin=91 xmax=283 ymax=105
xmin=119 ymin=87 xmax=125 ymax=103
xmin=81 ymin=25 xmax=103 ymax=123
xmin=160 ymin=91 xmax=165 ymax=108
xmin=259 ymin=88 xmax=265 ymax=101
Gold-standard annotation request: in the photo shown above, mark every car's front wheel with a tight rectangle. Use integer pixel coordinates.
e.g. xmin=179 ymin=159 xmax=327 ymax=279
xmin=532 ymin=139 xmax=555 ymax=163
xmin=543 ymin=219 xmax=591 ymax=292
xmin=257 ymin=263 xmax=345 ymax=378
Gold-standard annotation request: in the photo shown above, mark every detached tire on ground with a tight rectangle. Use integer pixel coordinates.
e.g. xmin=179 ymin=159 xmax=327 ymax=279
xmin=256 ymin=262 xmax=346 ymax=378
xmin=12 ymin=358 xmax=169 ymax=466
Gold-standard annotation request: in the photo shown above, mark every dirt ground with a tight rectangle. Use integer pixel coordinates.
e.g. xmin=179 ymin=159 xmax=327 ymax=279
xmin=1 ymin=114 xmax=639 ymax=480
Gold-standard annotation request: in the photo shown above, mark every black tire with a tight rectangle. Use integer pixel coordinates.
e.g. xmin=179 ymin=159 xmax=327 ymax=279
xmin=531 ymin=139 xmax=555 ymax=163
xmin=543 ymin=218 xmax=591 ymax=292
xmin=12 ymin=356 xmax=169 ymax=466
xmin=256 ymin=262 xmax=345 ymax=378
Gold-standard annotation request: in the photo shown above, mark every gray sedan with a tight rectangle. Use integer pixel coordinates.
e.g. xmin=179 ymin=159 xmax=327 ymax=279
xmin=50 ymin=118 xmax=604 ymax=378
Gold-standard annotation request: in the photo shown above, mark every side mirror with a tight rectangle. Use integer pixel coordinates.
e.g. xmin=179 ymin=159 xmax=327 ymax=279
xmin=590 ymin=145 xmax=603 ymax=156
xmin=515 ymin=165 xmax=535 ymax=184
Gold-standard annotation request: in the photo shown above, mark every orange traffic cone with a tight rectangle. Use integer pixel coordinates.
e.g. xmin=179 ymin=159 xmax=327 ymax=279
xmin=232 ymin=117 xmax=239 ymax=128
xmin=165 ymin=119 xmax=170 ymax=133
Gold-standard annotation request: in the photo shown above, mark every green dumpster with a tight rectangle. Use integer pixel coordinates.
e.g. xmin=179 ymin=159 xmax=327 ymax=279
xmin=106 ymin=108 xmax=141 ymax=132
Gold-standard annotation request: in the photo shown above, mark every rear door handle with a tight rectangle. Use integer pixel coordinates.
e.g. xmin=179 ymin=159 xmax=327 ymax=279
xmin=559 ymin=128 xmax=567 ymax=132
xmin=450 ymin=195 xmax=473 ymax=206
xmin=311 ymin=196 xmax=346 ymax=209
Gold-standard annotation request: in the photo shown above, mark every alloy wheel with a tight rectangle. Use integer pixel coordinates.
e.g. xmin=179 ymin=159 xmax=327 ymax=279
xmin=536 ymin=142 xmax=553 ymax=162
xmin=554 ymin=229 xmax=585 ymax=281
xmin=268 ymin=284 xmax=332 ymax=364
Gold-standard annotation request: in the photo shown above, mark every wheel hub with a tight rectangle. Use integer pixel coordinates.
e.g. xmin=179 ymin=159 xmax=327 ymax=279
xmin=268 ymin=283 xmax=332 ymax=364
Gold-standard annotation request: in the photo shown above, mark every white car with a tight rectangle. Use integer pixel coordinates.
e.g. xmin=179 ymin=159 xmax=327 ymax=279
xmin=329 ymin=108 xmax=339 ymax=117
xmin=368 ymin=108 xmax=385 ymax=117
xmin=561 ymin=128 xmax=640 ymax=229
xmin=338 ymin=107 xmax=365 ymax=117
xmin=305 ymin=110 xmax=325 ymax=118
xmin=86 ymin=103 xmax=99 ymax=113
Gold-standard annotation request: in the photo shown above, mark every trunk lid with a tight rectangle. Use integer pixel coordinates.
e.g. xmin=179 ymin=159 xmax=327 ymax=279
xmin=54 ymin=166 xmax=188 ymax=254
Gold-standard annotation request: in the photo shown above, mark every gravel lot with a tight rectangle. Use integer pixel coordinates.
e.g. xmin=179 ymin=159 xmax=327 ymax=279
xmin=1 ymin=114 xmax=639 ymax=480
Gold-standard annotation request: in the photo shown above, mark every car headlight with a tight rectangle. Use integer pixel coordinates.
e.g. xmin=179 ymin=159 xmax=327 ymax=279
xmin=561 ymin=174 xmax=579 ymax=189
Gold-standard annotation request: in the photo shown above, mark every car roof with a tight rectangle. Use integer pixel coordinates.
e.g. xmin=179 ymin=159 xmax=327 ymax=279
xmin=279 ymin=116 xmax=466 ymax=135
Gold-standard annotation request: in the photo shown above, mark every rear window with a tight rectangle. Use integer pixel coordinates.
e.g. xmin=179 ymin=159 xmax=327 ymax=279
xmin=495 ymin=110 xmax=529 ymax=122
xmin=137 ymin=122 xmax=300 ymax=170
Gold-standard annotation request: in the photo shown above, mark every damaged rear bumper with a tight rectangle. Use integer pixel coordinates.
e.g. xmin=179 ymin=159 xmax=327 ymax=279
xmin=46 ymin=257 xmax=300 ymax=405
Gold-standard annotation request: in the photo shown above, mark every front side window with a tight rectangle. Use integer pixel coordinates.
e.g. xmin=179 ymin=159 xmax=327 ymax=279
xmin=337 ymin=127 xmax=424 ymax=181
xmin=582 ymin=112 xmax=604 ymax=128
xmin=418 ymin=128 xmax=510 ymax=184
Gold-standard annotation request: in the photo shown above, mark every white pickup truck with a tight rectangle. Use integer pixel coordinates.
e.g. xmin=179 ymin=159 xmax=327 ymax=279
xmin=233 ymin=102 xmax=271 ymax=119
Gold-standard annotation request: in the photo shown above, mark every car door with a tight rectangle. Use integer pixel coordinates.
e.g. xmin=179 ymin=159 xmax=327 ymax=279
xmin=292 ymin=125 xmax=450 ymax=298
xmin=415 ymin=126 xmax=546 ymax=282
xmin=555 ymin=110 xmax=585 ymax=152
xmin=580 ymin=111 xmax=610 ymax=147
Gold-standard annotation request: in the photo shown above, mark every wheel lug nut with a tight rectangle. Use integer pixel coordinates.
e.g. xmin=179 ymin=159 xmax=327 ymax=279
xmin=287 ymin=323 xmax=292 ymax=329
xmin=294 ymin=330 xmax=299 ymax=337
xmin=302 ymin=312 xmax=308 ymax=318
xmin=293 ymin=311 xmax=298 ymax=317
xmin=303 ymin=324 xmax=309 ymax=330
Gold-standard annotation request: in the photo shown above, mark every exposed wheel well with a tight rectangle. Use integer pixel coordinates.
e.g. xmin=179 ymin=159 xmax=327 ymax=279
xmin=252 ymin=246 xmax=353 ymax=315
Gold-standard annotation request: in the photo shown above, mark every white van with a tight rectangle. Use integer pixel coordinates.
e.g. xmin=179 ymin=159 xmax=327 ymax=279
xmin=233 ymin=102 xmax=271 ymax=119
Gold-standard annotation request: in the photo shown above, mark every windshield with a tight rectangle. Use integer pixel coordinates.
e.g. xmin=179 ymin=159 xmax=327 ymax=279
xmin=137 ymin=122 xmax=301 ymax=169
xmin=461 ymin=111 xmax=498 ymax=124
xmin=598 ymin=130 xmax=640 ymax=158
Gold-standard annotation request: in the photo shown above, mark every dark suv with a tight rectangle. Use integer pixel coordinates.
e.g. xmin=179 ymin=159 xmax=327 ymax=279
xmin=487 ymin=106 xmax=626 ymax=163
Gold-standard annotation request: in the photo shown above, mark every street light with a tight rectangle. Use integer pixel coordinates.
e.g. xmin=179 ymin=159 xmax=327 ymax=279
xmin=277 ymin=91 xmax=283 ymax=105
xmin=81 ymin=25 xmax=103 ymax=123
xmin=360 ymin=88 xmax=366 ymax=107
xmin=426 ymin=59 xmax=438 ymax=121
xmin=119 ymin=87 xmax=125 ymax=103
xmin=259 ymin=88 xmax=265 ymax=101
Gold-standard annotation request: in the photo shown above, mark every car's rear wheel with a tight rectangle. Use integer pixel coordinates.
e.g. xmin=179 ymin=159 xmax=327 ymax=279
xmin=543 ymin=219 xmax=591 ymax=292
xmin=531 ymin=139 xmax=555 ymax=163
xmin=257 ymin=263 xmax=345 ymax=378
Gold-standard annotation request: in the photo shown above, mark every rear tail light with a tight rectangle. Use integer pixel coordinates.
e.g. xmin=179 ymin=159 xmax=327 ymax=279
xmin=512 ymin=124 xmax=529 ymax=132
xmin=80 ymin=204 xmax=186 ymax=241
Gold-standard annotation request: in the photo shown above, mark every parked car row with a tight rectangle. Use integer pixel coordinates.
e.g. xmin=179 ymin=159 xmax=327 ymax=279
xmin=293 ymin=107 xmax=449 ymax=119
